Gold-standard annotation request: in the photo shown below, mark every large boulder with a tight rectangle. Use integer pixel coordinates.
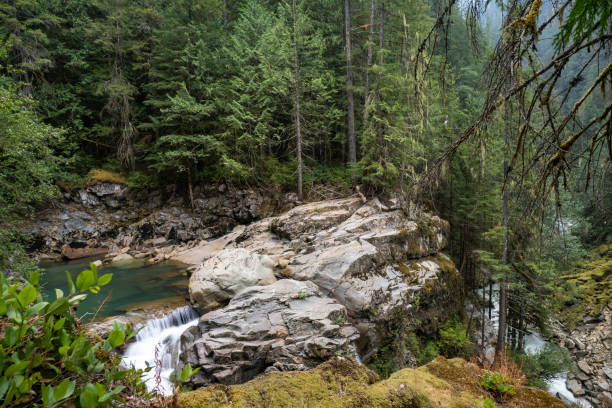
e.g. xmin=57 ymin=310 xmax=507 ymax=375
xmin=180 ymin=279 xmax=359 ymax=386
xmin=189 ymin=248 xmax=277 ymax=312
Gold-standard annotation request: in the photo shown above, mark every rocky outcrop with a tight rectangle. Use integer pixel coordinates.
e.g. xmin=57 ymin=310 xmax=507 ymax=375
xmin=180 ymin=279 xmax=359 ymax=385
xmin=189 ymin=248 xmax=276 ymax=312
xmin=26 ymin=183 xmax=296 ymax=260
xmin=177 ymin=197 xmax=457 ymax=361
xmin=177 ymin=356 xmax=569 ymax=408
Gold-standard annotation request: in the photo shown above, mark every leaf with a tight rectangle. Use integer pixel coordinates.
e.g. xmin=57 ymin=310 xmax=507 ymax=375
xmin=107 ymin=329 xmax=125 ymax=348
xmin=0 ymin=299 xmax=7 ymax=315
xmin=79 ymin=387 xmax=98 ymax=408
xmin=53 ymin=378 xmax=74 ymax=401
xmin=69 ymin=294 xmax=87 ymax=305
xmin=53 ymin=317 xmax=66 ymax=331
xmin=18 ymin=285 xmax=36 ymax=307
xmin=25 ymin=301 xmax=48 ymax=317
xmin=46 ymin=297 xmax=69 ymax=316
xmin=4 ymin=326 xmax=17 ymax=346
xmin=97 ymin=273 xmax=112 ymax=287
xmin=5 ymin=360 xmax=30 ymax=377
xmin=76 ymin=269 xmax=96 ymax=292
xmin=98 ymin=386 xmax=124 ymax=402
xmin=55 ymin=288 xmax=64 ymax=299
xmin=29 ymin=270 xmax=40 ymax=286
xmin=90 ymin=263 xmax=98 ymax=282
xmin=0 ymin=377 xmax=9 ymax=400
xmin=66 ymin=271 xmax=76 ymax=294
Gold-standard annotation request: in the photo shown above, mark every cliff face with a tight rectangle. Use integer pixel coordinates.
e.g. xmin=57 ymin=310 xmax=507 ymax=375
xmin=177 ymin=356 xmax=569 ymax=408
xmin=176 ymin=196 xmax=462 ymax=386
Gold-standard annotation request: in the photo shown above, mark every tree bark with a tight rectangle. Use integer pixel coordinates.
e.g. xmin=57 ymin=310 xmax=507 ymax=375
xmin=363 ymin=0 xmax=375 ymax=121
xmin=222 ymin=0 xmax=228 ymax=25
xmin=495 ymin=92 xmax=511 ymax=367
xmin=344 ymin=0 xmax=356 ymax=167
xmin=292 ymin=0 xmax=303 ymax=201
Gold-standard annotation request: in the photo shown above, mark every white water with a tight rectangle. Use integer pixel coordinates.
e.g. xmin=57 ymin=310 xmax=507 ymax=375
xmin=477 ymin=285 xmax=592 ymax=407
xmin=122 ymin=306 xmax=199 ymax=395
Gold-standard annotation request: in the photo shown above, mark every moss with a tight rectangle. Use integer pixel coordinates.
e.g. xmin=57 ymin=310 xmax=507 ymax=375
xmin=556 ymin=245 xmax=612 ymax=327
xmin=177 ymin=357 xmax=567 ymax=408
xmin=86 ymin=169 xmax=128 ymax=186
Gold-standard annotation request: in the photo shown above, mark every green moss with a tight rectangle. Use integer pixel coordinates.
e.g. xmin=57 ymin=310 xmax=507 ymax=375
xmin=555 ymin=245 xmax=612 ymax=327
xmin=177 ymin=357 xmax=567 ymax=408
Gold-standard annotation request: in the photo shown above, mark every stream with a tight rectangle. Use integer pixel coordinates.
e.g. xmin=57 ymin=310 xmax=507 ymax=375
xmin=40 ymin=258 xmax=189 ymax=319
xmin=480 ymin=284 xmax=592 ymax=407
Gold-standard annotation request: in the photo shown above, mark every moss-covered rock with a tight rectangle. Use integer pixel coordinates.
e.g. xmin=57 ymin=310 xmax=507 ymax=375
xmin=556 ymin=243 xmax=612 ymax=327
xmin=177 ymin=356 xmax=568 ymax=408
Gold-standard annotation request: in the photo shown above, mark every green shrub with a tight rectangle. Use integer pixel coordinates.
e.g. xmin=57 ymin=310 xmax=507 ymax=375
xmin=479 ymin=370 xmax=516 ymax=397
xmin=437 ymin=322 xmax=471 ymax=359
xmin=127 ymin=171 xmax=157 ymax=190
xmin=0 ymin=264 xmax=144 ymax=407
xmin=511 ymin=344 xmax=572 ymax=389
xmin=418 ymin=341 xmax=439 ymax=365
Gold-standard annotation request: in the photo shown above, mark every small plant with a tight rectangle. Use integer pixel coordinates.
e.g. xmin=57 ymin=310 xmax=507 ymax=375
xmin=0 ymin=263 xmax=145 ymax=407
xmin=437 ymin=321 xmax=471 ymax=358
xmin=480 ymin=370 xmax=517 ymax=397
xmin=297 ymin=290 xmax=307 ymax=299
xmin=483 ymin=397 xmax=500 ymax=408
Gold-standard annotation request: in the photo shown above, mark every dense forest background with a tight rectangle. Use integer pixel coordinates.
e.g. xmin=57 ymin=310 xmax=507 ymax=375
xmin=0 ymin=0 xmax=610 ymax=367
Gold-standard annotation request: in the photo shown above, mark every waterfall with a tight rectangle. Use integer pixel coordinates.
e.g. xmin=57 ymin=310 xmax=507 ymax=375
xmin=122 ymin=306 xmax=199 ymax=395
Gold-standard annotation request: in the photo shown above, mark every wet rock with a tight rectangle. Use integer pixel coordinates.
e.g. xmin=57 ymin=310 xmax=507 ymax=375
xmin=189 ymin=248 xmax=276 ymax=313
xmin=567 ymin=379 xmax=586 ymax=396
xmin=180 ymin=279 xmax=359 ymax=386
xmin=111 ymin=253 xmax=134 ymax=264
xmin=61 ymin=246 xmax=108 ymax=260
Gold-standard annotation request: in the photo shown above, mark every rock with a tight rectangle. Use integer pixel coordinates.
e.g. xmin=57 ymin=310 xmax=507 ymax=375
xmin=189 ymin=248 xmax=276 ymax=313
xmin=604 ymin=366 xmax=612 ymax=380
xmin=578 ymin=360 xmax=593 ymax=375
xmin=567 ymin=379 xmax=586 ymax=396
xmin=92 ymin=260 xmax=103 ymax=268
xmin=179 ymin=279 xmax=359 ymax=386
xmin=176 ymin=196 xmax=456 ymax=359
xmin=111 ymin=253 xmax=134 ymax=264
xmin=269 ymin=197 xmax=363 ymax=240
xmin=61 ymin=246 xmax=108 ymax=260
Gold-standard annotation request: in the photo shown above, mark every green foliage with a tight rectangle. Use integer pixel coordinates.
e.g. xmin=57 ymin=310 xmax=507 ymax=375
xmin=553 ymin=0 xmax=612 ymax=52
xmin=437 ymin=322 xmax=471 ymax=359
xmin=0 ymin=264 xmax=145 ymax=407
xmin=479 ymin=370 xmax=516 ymax=397
xmin=0 ymin=76 xmax=63 ymax=275
xmin=418 ymin=341 xmax=440 ymax=365
xmin=511 ymin=346 xmax=572 ymax=389
xmin=483 ymin=397 xmax=500 ymax=408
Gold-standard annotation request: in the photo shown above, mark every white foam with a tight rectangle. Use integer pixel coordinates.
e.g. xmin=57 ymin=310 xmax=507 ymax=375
xmin=122 ymin=306 xmax=199 ymax=395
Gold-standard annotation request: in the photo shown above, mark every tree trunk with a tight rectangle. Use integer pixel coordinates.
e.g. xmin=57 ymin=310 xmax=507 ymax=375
xmin=363 ymin=0 xmax=375 ymax=121
xmin=378 ymin=1 xmax=384 ymax=80
xmin=495 ymin=96 xmax=511 ymax=367
xmin=292 ymin=0 xmax=303 ymax=201
xmin=482 ymin=278 xmax=486 ymax=347
xmin=187 ymin=165 xmax=194 ymax=210
xmin=344 ymin=0 xmax=356 ymax=168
